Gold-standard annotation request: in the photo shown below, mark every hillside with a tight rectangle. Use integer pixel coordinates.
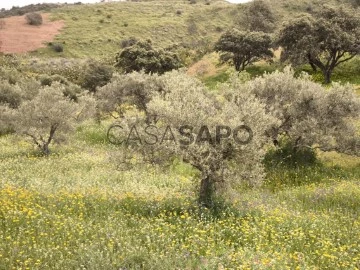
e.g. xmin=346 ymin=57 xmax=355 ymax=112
xmin=1 ymin=0 xmax=357 ymax=59
xmin=0 ymin=1 xmax=359 ymax=269
xmin=37 ymin=0 xmax=242 ymax=58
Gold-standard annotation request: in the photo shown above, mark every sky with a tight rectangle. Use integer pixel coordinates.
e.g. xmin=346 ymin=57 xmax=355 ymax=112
xmin=0 ymin=0 xmax=251 ymax=10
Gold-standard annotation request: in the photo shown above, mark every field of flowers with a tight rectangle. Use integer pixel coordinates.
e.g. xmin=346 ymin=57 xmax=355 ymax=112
xmin=0 ymin=123 xmax=360 ymax=269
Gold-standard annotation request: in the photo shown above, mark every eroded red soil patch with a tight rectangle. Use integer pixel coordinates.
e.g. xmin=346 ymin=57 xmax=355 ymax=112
xmin=0 ymin=14 xmax=64 ymax=54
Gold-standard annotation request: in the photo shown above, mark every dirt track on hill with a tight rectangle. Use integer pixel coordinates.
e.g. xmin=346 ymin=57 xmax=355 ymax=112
xmin=0 ymin=14 xmax=64 ymax=54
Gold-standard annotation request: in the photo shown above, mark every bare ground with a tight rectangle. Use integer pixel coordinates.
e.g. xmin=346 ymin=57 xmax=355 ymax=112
xmin=0 ymin=14 xmax=64 ymax=54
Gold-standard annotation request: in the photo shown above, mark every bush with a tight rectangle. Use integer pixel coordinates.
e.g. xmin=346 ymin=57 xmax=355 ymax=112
xmin=0 ymin=80 xmax=22 ymax=109
xmin=115 ymin=40 xmax=182 ymax=74
xmin=25 ymin=12 xmax=43 ymax=26
xmin=51 ymin=43 xmax=63 ymax=52
xmin=120 ymin=37 xmax=138 ymax=48
xmin=80 ymin=60 xmax=113 ymax=92
xmin=38 ymin=74 xmax=81 ymax=101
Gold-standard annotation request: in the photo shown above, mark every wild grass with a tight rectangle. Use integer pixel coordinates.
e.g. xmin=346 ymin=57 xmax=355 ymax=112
xmin=1 ymin=121 xmax=359 ymax=269
xmin=35 ymin=1 xmax=240 ymax=59
xmin=300 ymin=57 xmax=360 ymax=86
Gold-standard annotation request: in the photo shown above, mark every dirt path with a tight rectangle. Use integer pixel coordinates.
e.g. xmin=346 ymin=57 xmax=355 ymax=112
xmin=0 ymin=14 xmax=64 ymax=54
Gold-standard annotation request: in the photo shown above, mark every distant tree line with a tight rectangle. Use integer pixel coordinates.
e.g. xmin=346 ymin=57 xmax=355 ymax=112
xmin=214 ymin=0 xmax=360 ymax=84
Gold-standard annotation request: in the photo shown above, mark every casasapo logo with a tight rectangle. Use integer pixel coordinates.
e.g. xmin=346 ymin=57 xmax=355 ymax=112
xmin=107 ymin=123 xmax=253 ymax=146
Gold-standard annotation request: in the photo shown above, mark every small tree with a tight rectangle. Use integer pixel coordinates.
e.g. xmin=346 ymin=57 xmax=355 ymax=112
xmin=115 ymin=40 xmax=182 ymax=74
xmin=96 ymin=71 xmax=163 ymax=119
xmin=9 ymin=83 xmax=95 ymax=155
xmin=25 ymin=12 xmax=43 ymax=26
xmin=80 ymin=60 xmax=113 ymax=92
xmin=215 ymin=29 xmax=273 ymax=71
xmin=277 ymin=6 xmax=360 ymax=83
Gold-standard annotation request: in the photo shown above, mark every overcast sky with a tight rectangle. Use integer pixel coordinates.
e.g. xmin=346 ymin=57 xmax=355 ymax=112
xmin=0 ymin=0 xmax=251 ymax=10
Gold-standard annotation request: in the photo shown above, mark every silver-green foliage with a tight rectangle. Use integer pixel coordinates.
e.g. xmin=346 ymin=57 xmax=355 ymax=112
xmin=242 ymin=67 xmax=360 ymax=156
xmin=111 ymin=71 xmax=276 ymax=205
xmin=7 ymin=83 xmax=96 ymax=155
xmin=96 ymin=71 xmax=163 ymax=119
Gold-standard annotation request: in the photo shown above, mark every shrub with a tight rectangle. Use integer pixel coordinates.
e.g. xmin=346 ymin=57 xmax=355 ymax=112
xmin=51 ymin=43 xmax=63 ymax=52
xmin=176 ymin=10 xmax=182 ymax=15
xmin=25 ymin=12 xmax=43 ymax=26
xmin=115 ymin=40 xmax=182 ymax=74
xmin=80 ymin=60 xmax=113 ymax=92
xmin=120 ymin=37 xmax=138 ymax=48
xmin=38 ymin=74 xmax=81 ymax=101
xmin=0 ymin=68 xmax=41 ymax=104
xmin=0 ymin=80 xmax=22 ymax=108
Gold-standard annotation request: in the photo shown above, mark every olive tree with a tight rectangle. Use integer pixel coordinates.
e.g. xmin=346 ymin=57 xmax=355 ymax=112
xmin=96 ymin=71 xmax=163 ymax=120
xmin=215 ymin=29 xmax=273 ymax=71
xmin=9 ymin=83 xmax=96 ymax=155
xmin=109 ymin=71 xmax=275 ymax=207
xmin=277 ymin=6 xmax=360 ymax=83
xmin=243 ymin=67 xmax=360 ymax=156
xmin=0 ymin=105 xmax=12 ymax=135
xmin=0 ymin=80 xmax=22 ymax=109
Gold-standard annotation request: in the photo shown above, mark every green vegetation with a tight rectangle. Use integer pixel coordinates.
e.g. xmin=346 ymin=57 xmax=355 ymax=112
xmin=277 ymin=5 xmax=360 ymax=83
xmin=215 ymin=29 xmax=273 ymax=71
xmin=0 ymin=0 xmax=359 ymax=268
xmin=0 ymin=123 xmax=359 ymax=269
xmin=115 ymin=40 xmax=182 ymax=74
xmin=43 ymin=1 xmax=239 ymax=59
